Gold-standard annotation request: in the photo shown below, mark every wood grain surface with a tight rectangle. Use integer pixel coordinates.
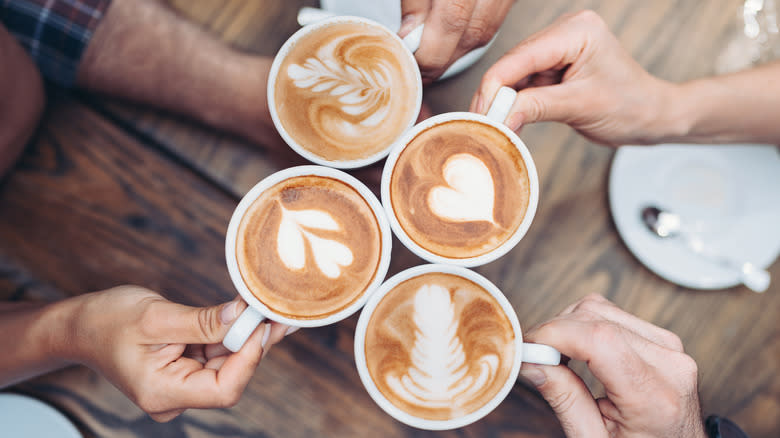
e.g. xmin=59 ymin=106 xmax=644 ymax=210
xmin=2 ymin=1 xmax=778 ymax=437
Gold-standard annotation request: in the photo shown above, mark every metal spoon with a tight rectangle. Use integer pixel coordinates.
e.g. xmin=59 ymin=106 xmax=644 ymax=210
xmin=641 ymin=206 xmax=770 ymax=293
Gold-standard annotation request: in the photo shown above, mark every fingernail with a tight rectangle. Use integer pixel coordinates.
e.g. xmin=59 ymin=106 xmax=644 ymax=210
xmin=519 ymin=367 xmax=546 ymax=387
xmin=285 ymin=326 xmax=300 ymax=336
xmin=399 ymin=14 xmax=416 ymax=35
xmin=260 ymin=324 xmax=271 ymax=350
xmin=506 ymin=112 xmax=524 ymax=132
xmin=219 ymin=300 xmax=239 ymax=324
xmin=475 ymin=93 xmax=484 ymax=114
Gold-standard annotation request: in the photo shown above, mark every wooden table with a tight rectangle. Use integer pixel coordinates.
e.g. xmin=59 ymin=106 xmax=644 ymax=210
xmin=2 ymin=1 xmax=778 ymax=437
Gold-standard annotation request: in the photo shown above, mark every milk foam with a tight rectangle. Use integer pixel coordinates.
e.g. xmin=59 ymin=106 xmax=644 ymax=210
xmin=427 ymin=154 xmax=495 ymax=223
xmin=384 ymin=284 xmax=499 ymax=408
xmin=277 ymin=207 xmax=354 ymax=279
xmin=287 ymin=35 xmax=392 ymax=128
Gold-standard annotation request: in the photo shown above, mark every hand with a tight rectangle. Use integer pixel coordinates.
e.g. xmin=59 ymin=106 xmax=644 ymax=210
xmin=399 ymin=0 xmax=515 ymax=82
xmin=520 ymin=294 xmax=706 ymax=438
xmin=471 ymin=10 xmax=677 ymax=147
xmin=62 ymin=285 xmax=291 ymax=422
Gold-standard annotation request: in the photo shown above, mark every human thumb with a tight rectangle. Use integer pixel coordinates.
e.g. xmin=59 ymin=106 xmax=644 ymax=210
xmin=502 ymin=85 xmax=577 ymax=131
xmin=519 ymin=363 xmax=609 ymax=438
xmin=153 ymin=297 xmax=246 ymax=345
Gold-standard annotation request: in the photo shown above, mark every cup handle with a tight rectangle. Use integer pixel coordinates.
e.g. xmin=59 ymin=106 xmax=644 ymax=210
xmin=485 ymin=86 xmax=518 ymax=126
xmin=402 ymin=24 xmax=424 ymax=53
xmin=522 ymin=342 xmax=561 ymax=366
xmin=223 ymin=306 xmax=267 ymax=353
xmin=297 ymin=7 xmax=337 ymax=26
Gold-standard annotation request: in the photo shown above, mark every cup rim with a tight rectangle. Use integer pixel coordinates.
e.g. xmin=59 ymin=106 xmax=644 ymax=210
xmin=380 ymin=112 xmax=540 ymax=267
xmin=354 ymin=264 xmax=524 ymax=430
xmin=225 ymin=165 xmax=392 ymax=327
xmin=267 ymin=15 xmax=423 ymax=169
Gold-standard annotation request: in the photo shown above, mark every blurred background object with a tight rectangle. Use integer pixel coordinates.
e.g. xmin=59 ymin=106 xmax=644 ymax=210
xmin=716 ymin=0 xmax=780 ymax=73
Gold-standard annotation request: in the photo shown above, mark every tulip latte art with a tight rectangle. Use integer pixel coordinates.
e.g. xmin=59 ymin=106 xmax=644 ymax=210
xmin=390 ymin=120 xmax=530 ymax=258
xmin=236 ymin=175 xmax=382 ymax=319
xmin=274 ymin=21 xmax=419 ymax=162
xmin=364 ymin=273 xmax=515 ymax=421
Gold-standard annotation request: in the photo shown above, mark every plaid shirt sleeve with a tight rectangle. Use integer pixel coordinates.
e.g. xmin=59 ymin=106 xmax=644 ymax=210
xmin=1 ymin=0 xmax=112 ymax=87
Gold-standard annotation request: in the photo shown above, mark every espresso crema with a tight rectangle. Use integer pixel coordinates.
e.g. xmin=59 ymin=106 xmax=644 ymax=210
xmin=274 ymin=21 xmax=419 ymax=162
xmin=390 ymin=120 xmax=530 ymax=258
xmin=364 ymin=273 xmax=516 ymax=421
xmin=236 ymin=175 xmax=382 ymax=319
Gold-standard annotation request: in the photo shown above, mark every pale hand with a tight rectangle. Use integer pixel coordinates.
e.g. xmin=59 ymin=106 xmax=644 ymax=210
xmin=520 ymin=294 xmax=707 ymax=438
xmin=472 ymin=10 xmax=678 ymax=147
xmin=61 ymin=286 xmax=290 ymax=422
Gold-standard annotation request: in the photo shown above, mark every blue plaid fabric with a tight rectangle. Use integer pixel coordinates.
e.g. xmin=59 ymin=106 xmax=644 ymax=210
xmin=1 ymin=0 xmax=112 ymax=87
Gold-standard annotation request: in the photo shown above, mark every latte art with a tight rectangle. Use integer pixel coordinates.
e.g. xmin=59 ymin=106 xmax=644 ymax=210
xmin=236 ymin=175 xmax=382 ymax=319
xmin=287 ymin=36 xmax=391 ymax=128
xmin=390 ymin=120 xmax=530 ymax=259
xmin=364 ymin=273 xmax=515 ymax=421
xmin=274 ymin=21 xmax=419 ymax=162
xmin=277 ymin=207 xmax=354 ymax=279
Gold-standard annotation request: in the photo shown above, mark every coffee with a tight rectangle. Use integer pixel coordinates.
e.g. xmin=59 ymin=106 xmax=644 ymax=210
xmin=389 ymin=120 xmax=530 ymax=259
xmin=363 ymin=272 xmax=516 ymax=421
xmin=273 ymin=21 xmax=420 ymax=163
xmin=235 ymin=175 xmax=382 ymax=319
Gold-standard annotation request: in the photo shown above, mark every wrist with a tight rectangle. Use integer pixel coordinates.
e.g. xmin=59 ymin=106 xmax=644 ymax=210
xmin=642 ymin=78 xmax=694 ymax=144
xmin=38 ymin=295 xmax=86 ymax=364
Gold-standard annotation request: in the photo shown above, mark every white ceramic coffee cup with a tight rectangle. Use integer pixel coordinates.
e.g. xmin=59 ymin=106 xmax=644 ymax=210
xmin=267 ymin=12 xmax=424 ymax=169
xmin=222 ymin=165 xmax=392 ymax=352
xmin=354 ymin=264 xmax=560 ymax=430
xmin=381 ymin=86 xmax=539 ymax=267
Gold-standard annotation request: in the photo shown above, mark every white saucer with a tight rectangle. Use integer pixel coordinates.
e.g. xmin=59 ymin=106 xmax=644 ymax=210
xmin=0 ymin=393 xmax=82 ymax=438
xmin=609 ymin=144 xmax=780 ymax=290
xmin=320 ymin=0 xmax=495 ymax=80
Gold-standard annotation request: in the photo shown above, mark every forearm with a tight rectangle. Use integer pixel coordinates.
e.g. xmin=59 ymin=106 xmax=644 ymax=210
xmin=659 ymin=61 xmax=780 ymax=144
xmin=0 ymin=299 xmax=78 ymax=388
xmin=76 ymin=0 xmax=270 ymax=142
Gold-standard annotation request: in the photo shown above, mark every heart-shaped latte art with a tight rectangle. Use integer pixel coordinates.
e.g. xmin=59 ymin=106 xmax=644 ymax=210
xmin=276 ymin=207 xmax=354 ymax=279
xmin=427 ymin=153 xmax=495 ymax=223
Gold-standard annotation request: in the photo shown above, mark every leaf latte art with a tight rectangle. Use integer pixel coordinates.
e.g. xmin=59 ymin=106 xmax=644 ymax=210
xmin=236 ymin=176 xmax=382 ymax=320
xmin=275 ymin=22 xmax=419 ymax=162
xmin=365 ymin=273 xmax=515 ymax=421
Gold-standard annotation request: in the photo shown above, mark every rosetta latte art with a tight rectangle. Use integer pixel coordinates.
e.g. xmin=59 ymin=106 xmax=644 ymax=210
xmin=274 ymin=22 xmax=418 ymax=161
xmin=365 ymin=273 xmax=515 ymax=421
xmin=385 ymin=284 xmax=499 ymax=408
xmin=287 ymin=37 xmax=392 ymax=128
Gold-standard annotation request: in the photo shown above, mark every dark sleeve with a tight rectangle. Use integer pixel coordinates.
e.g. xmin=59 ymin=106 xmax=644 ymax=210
xmin=0 ymin=0 xmax=112 ymax=87
xmin=705 ymin=415 xmax=751 ymax=438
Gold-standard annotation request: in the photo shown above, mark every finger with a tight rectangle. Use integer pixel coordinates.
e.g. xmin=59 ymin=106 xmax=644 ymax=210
xmin=519 ymin=363 xmax=609 ymax=438
xmin=415 ymin=0 xmax=477 ymax=80
xmin=160 ymin=323 xmax=268 ymax=409
xmin=502 ymin=83 xmax=580 ymax=130
xmin=475 ymin=11 xmax=588 ymax=114
xmin=452 ymin=0 xmax=510 ymax=59
xmin=205 ymin=354 xmax=229 ymax=371
xmin=204 ymin=342 xmax=231 ymax=359
xmin=560 ymin=294 xmax=685 ymax=352
xmin=150 ymin=409 xmax=185 ymax=423
xmin=399 ymin=0 xmax=431 ymax=37
xmin=262 ymin=322 xmax=292 ymax=356
xmin=525 ymin=317 xmax=650 ymax=393
xmin=144 ymin=297 xmax=246 ymax=345
xmin=596 ymin=397 xmax=621 ymax=434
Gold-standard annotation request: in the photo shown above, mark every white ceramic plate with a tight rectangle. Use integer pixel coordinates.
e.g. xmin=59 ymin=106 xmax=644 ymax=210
xmin=0 ymin=393 xmax=82 ymax=438
xmin=609 ymin=144 xmax=780 ymax=290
